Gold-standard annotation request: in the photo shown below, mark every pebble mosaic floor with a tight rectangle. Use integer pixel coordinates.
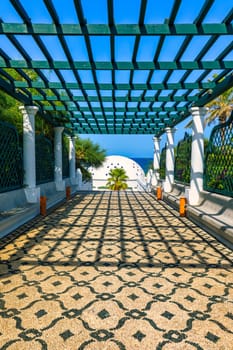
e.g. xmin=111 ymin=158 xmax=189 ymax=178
xmin=0 ymin=191 xmax=233 ymax=350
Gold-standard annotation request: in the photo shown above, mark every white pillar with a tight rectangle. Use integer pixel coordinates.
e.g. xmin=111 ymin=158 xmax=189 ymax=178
xmin=54 ymin=126 xmax=65 ymax=191
xmin=188 ymin=107 xmax=207 ymax=205
xmin=77 ymin=168 xmax=83 ymax=190
xmin=20 ymin=105 xmax=40 ymax=203
xmin=152 ymin=136 xmax=161 ymax=187
xmin=69 ymin=136 xmax=78 ymax=185
xmin=163 ymin=127 xmax=175 ymax=193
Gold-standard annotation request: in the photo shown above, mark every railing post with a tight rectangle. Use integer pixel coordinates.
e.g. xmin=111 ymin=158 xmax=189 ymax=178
xmin=179 ymin=197 xmax=187 ymax=217
xmin=20 ymin=105 xmax=40 ymax=203
xmin=157 ymin=186 xmax=162 ymax=200
xmin=66 ymin=186 xmax=71 ymax=200
xmin=40 ymin=196 xmax=47 ymax=216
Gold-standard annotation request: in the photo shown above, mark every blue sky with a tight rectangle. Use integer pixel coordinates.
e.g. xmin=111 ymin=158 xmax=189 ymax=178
xmin=0 ymin=0 xmax=232 ymax=157
xmin=80 ymin=118 xmax=214 ymax=158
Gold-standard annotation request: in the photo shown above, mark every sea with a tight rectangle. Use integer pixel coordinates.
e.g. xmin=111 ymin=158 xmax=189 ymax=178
xmin=131 ymin=157 xmax=153 ymax=174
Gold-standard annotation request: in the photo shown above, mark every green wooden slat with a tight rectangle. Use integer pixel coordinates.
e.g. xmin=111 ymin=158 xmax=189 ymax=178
xmin=13 ymin=80 xmax=217 ymax=90
xmin=169 ymin=0 xmax=182 ymax=24
xmin=223 ymin=8 xmax=233 ymax=24
xmin=216 ymin=42 xmax=233 ymax=61
xmin=0 ymin=23 xmax=232 ymax=35
xmin=30 ymin=94 xmax=195 ymax=104
xmin=195 ymin=0 xmax=215 ymax=25
xmin=2 ymin=59 xmax=232 ymax=70
xmin=44 ymin=0 xmax=60 ymax=25
xmin=9 ymin=0 xmax=31 ymax=23
xmin=41 ymin=105 xmax=189 ymax=113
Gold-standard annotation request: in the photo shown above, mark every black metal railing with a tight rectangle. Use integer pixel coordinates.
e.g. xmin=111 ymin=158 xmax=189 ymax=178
xmin=159 ymin=145 xmax=166 ymax=180
xmin=204 ymin=112 xmax=233 ymax=197
xmin=174 ymin=132 xmax=192 ymax=185
xmin=36 ymin=134 xmax=54 ymax=184
xmin=0 ymin=121 xmax=24 ymax=193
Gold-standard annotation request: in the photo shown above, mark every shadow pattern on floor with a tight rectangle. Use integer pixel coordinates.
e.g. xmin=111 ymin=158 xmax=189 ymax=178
xmin=1 ymin=191 xmax=233 ymax=349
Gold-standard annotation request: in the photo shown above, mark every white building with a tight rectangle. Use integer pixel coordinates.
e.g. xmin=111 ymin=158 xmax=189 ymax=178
xmin=89 ymin=155 xmax=147 ymax=191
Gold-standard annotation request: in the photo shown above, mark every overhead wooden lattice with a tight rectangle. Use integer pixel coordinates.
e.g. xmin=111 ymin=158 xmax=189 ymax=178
xmin=0 ymin=0 xmax=232 ymax=135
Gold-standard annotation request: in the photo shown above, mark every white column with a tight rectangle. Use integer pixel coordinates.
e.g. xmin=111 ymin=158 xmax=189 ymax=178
xmin=163 ymin=127 xmax=175 ymax=193
xmin=54 ymin=126 xmax=65 ymax=191
xmin=20 ymin=105 xmax=40 ymax=203
xmin=188 ymin=107 xmax=207 ymax=205
xmin=152 ymin=136 xmax=161 ymax=187
xmin=76 ymin=168 xmax=83 ymax=190
xmin=69 ymin=136 xmax=78 ymax=185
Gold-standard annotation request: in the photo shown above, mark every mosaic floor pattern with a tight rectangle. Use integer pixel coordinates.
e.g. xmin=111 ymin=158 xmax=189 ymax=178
xmin=0 ymin=191 xmax=233 ymax=349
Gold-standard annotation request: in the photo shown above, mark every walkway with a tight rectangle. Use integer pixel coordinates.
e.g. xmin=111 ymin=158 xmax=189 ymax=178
xmin=0 ymin=191 xmax=233 ymax=349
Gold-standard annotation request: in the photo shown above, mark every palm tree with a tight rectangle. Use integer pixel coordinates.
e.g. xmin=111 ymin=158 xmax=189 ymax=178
xmin=205 ymin=87 xmax=233 ymax=126
xmin=106 ymin=168 xmax=129 ymax=191
xmin=185 ymin=85 xmax=233 ymax=129
xmin=75 ymin=137 xmax=106 ymax=182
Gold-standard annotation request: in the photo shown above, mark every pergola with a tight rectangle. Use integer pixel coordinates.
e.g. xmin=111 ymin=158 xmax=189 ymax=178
xmin=0 ymin=0 xmax=232 ymax=136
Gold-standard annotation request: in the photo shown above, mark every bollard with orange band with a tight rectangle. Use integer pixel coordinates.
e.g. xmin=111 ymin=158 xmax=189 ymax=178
xmin=157 ymin=186 xmax=162 ymax=200
xmin=179 ymin=197 xmax=187 ymax=217
xmin=66 ymin=186 xmax=71 ymax=200
xmin=40 ymin=196 xmax=47 ymax=216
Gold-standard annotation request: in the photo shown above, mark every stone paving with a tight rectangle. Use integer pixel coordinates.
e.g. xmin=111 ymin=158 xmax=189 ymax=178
xmin=0 ymin=191 xmax=233 ymax=350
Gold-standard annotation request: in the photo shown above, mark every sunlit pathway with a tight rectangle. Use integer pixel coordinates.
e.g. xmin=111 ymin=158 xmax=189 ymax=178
xmin=1 ymin=191 xmax=233 ymax=349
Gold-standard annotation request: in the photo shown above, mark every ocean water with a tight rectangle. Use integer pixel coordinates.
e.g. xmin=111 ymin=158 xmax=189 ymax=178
xmin=131 ymin=157 xmax=153 ymax=174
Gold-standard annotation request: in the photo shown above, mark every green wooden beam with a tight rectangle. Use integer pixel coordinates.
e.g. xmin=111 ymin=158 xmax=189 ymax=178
xmin=0 ymin=23 xmax=232 ymax=35
xmin=1 ymin=59 xmax=232 ymax=70
xmin=41 ymin=105 xmax=189 ymax=113
xmin=30 ymin=94 xmax=195 ymax=103
xmin=13 ymin=80 xmax=217 ymax=90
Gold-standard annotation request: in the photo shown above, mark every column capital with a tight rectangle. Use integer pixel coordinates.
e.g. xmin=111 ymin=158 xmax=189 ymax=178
xmin=165 ymin=127 xmax=176 ymax=134
xmin=189 ymin=106 xmax=208 ymax=117
xmin=19 ymin=105 xmax=39 ymax=116
xmin=54 ymin=126 xmax=64 ymax=134
xmin=153 ymin=136 xmax=161 ymax=142
xmin=67 ymin=134 xmax=77 ymax=141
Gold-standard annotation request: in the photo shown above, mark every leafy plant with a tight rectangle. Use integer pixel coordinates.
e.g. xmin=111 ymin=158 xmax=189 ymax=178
xmin=106 ymin=168 xmax=129 ymax=191
xmin=75 ymin=137 xmax=106 ymax=182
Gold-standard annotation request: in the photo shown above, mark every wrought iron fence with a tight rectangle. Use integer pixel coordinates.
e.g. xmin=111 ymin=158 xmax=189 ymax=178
xmin=36 ymin=134 xmax=54 ymax=184
xmin=0 ymin=121 xmax=24 ymax=193
xmin=159 ymin=146 xmax=166 ymax=180
xmin=174 ymin=132 xmax=192 ymax=184
xmin=62 ymin=135 xmax=69 ymax=179
xmin=204 ymin=112 xmax=233 ymax=197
